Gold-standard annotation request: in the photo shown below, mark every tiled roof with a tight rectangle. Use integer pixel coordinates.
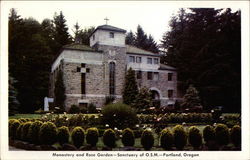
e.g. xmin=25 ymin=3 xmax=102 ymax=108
xmin=63 ymin=44 xmax=97 ymax=52
xmin=126 ymin=45 xmax=160 ymax=56
xmin=159 ymin=64 xmax=176 ymax=71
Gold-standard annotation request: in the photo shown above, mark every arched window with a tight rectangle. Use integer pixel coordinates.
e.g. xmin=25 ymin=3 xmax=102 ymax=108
xmin=109 ymin=62 xmax=115 ymax=95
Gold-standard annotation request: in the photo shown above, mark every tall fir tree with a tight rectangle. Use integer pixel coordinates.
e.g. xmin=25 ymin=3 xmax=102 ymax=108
xmin=125 ymin=30 xmax=136 ymax=45
xmin=135 ymin=25 xmax=148 ymax=49
xmin=53 ymin=11 xmax=71 ymax=53
xmin=123 ymin=68 xmax=138 ymax=105
xmin=54 ymin=70 xmax=66 ymax=110
xmin=161 ymin=8 xmax=241 ymax=112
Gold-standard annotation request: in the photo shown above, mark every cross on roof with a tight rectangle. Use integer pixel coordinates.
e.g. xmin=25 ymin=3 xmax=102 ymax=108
xmin=104 ymin=17 xmax=109 ymax=25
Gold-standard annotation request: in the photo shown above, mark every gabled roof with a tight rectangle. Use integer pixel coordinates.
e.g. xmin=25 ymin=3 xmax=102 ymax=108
xmin=159 ymin=64 xmax=176 ymax=71
xmin=63 ymin=44 xmax=98 ymax=52
xmin=90 ymin=25 xmax=126 ymax=37
xmin=126 ymin=45 xmax=160 ymax=57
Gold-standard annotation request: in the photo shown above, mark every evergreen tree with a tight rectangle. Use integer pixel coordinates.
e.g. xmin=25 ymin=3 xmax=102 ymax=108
xmin=123 ymin=68 xmax=138 ymax=105
xmin=161 ymin=8 xmax=241 ymax=112
xmin=134 ymin=87 xmax=153 ymax=111
xmin=79 ymin=26 xmax=95 ymax=45
xmin=181 ymin=85 xmax=201 ymax=109
xmin=53 ymin=11 xmax=71 ymax=52
xmin=125 ymin=30 xmax=136 ymax=45
xmin=135 ymin=25 xmax=148 ymax=49
xmin=145 ymin=34 xmax=159 ymax=53
xmin=9 ymin=75 xmax=19 ymax=115
xmin=54 ymin=70 xmax=66 ymax=110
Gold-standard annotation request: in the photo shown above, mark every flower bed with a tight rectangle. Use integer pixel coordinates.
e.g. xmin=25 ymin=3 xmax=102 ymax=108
xmin=9 ymin=118 xmax=241 ymax=151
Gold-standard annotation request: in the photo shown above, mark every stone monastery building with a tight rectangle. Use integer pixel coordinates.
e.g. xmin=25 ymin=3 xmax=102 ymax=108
xmin=50 ymin=24 xmax=178 ymax=111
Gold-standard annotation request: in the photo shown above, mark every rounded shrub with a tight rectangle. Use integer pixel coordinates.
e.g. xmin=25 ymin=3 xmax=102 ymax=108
xmin=71 ymin=126 xmax=85 ymax=148
xmin=215 ymin=124 xmax=229 ymax=146
xmin=57 ymin=126 xmax=70 ymax=145
xmin=203 ymin=125 xmax=215 ymax=143
xmin=122 ymin=128 xmax=135 ymax=147
xmin=28 ymin=121 xmax=43 ymax=144
xmin=16 ymin=123 xmax=24 ymax=140
xmin=160 ymin=128 xmax=174 ymax=150
xmin=39 ymin=122 xmax=57 ymax=145
xmin=68 ymin=105 xmax=80 ymax=114
xmin=230 ymin=125 xmax=241 ymax=147
xmin=188 ymin=126 xmax=202 ymax=149
xmin=173 ymin=125 xmax=187 ymax=150
xmin=9 ymin=119 xmax=21 ymax=139
xmin=21 ymin=122 xmax=32 ymax=141
xmin=141 ymin=129 xmax=154 ymax=150
xmin=103 ymin=129 xmax=116 ymax=148
xmin=86 ymin=127 xmax=99 ymax=147
xmin=102 ymin=103 xmax=138 ymax=129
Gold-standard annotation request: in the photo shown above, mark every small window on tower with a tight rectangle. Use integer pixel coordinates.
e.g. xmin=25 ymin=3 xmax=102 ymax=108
xmin=93 ymin=34 xmax=95 ymax=40
xmin=110 ymin=32 xmax=114 ymax=38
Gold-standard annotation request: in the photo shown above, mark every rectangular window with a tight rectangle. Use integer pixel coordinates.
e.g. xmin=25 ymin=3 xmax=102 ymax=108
xmin=137 ymin=71 xmax=142 ymax=79
xmin=154 ymin=58 xmax=159 ymax=64
xmin=153 ymin=72 xmax=159 ymax=80
xmin=93 ymin=34 xmax=95 ymax=40
xmin=168 ymin=73 xmax=173 ymax=81
xmin=168 ymin=90 xmax=173 ymax=98
xmin=136 ymin=57 xmax=142 ymax=63
xmin=110 ymin=32 xmax=114 ymax=38
xmin=147 ymin=72 xmax=153 ymax=80
xmin=129 ymin=56 xmax=135 ymax=63
xmin=147 ymin=58 xmax=152 ymax=64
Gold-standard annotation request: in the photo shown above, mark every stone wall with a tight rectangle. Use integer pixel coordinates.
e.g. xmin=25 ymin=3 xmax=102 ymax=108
xmin=136 ymin=70 xmax=178 ymax=107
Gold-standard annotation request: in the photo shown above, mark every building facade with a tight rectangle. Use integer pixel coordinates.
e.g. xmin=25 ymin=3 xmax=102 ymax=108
xmin=49 ymin=25 xmax=178 ymax=111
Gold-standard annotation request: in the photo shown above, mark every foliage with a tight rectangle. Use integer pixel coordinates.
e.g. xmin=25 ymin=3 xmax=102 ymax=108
xmin=134 ymin=87 xmax=153 ymax=111
xmin=21 ymin=122 xmax=33 ymax=141
xmin=188 ymin=126 xmax=202 ymax=149
xmin=173 ymin=125 xmax=187 ymax=150
xmin=9 ymin=76 xmax=19 ymax=115
xmin=123 ymin=68 xmax=138 ymax=105
xmin=160 ymin=128 xmax=174 ymax=150
xmin=9 ymin=9 xmax=54 ymax=113
xmin=54 ymin=70 xmax=66 ymax=111
xmin=101 ymin=103 xmax=138 ymax=129
xmin=104 ymin=96 xmax=115 ymax=105
xmin=39 ymin=122 xmax=57 ymax=145
xmin=88 ymin=103 xmax=97 ymax=113
xmin=57 ymin=126 xmax=70 ymax=145
xmin=103 ymin=129 xmax=116 ymax=148
xmin=230 ymin=125 xmax=241 ymax=147
xmin=203 ymin=125 xmax=215 ymax=143
xmin=16 ymin=123 xmax=24 ymax=140
xmin=125 ymin=30 xmax=136 ymax=45
xmin=71 ymin=127 xmax=85 ymax=148
xmin=86 ymin=127 xmax=99 ymax=146
xmin=28 ymin=120 xmax=43 ymax=144
xmin=68 ymin=104 xmax=80 ymax=114
xmin=181 ymin=85 xmax=201 ymax=109
xmin=121 ymin=128 xmax=135 ymax=147
xmin=215 ymin=123 xmax=229 ymax=146
xmin=161 ymin=8 xmax=241 ymax=112
xmin=141 ymin=128 xmax=154 ymax=150
xmin=9 ymin=119 xmax=21 ymax=139
xmin=53 ymin=11 xmax=72 ymax=52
